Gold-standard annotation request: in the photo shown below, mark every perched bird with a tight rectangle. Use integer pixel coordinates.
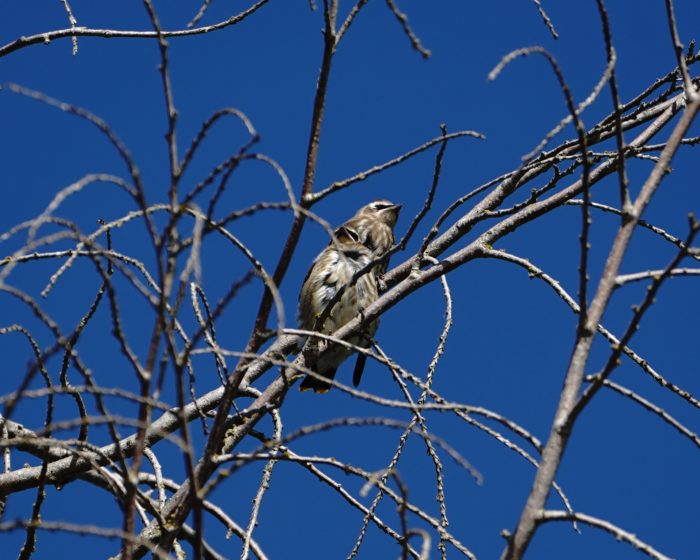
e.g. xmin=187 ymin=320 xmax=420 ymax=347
xmin=298 ymin=200 xmax=401 ymax=393
xmin=298 ymin=225 xmax=379 ymax=393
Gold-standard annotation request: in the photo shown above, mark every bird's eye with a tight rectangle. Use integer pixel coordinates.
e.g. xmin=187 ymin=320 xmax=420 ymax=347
xmin=372 ymin=202 xmax=392 ymax=210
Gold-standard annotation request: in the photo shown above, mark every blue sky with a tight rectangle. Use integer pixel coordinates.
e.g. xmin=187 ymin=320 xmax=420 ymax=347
xmin=1 ymin=1 xmax=699 ymax=559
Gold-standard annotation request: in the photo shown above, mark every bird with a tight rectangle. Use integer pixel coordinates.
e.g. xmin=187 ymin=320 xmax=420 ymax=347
xmin=298 ymin=225 xmax=379 ymax=393
xmin=298 ymin=200 xmax=401 ymax=393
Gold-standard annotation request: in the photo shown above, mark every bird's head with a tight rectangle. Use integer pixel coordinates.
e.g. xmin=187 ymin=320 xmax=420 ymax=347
xmin=358 ymin=199 xmax=402 ymax=228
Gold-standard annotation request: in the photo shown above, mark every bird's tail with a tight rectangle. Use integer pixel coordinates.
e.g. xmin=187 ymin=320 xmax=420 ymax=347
xmin=299 ymin=369 xmax=336 ymax=394
xmin=352 ymin=353 xmax=368 ymax=388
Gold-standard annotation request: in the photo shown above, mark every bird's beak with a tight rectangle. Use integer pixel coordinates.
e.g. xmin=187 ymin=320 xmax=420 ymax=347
xmin=390 ymin=204 xmax=402 ymax=214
